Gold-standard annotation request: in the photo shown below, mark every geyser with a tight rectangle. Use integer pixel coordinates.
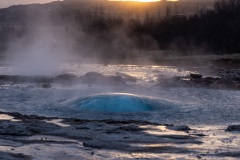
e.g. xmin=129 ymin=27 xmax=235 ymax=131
xmin=66 ymin=93 xmax=175 ymax=112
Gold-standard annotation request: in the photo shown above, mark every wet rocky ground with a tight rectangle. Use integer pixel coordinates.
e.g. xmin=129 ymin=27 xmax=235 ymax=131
xmin=0 ymin=111 xmax=240 ymax=160
xmin=0 ymin=67 xmax=240 ymax=91
xmin=157 ymin=68 xmax=240 ymax=90
xmin=0 ymin=59 xmax=240 ymax=159
xmin=1 ymin=54 xmax=240 ymax=91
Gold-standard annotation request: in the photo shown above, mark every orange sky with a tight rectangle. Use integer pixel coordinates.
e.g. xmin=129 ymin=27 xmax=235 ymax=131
xmin=108 ymin=0 xmax=178 ymax=1
xmin=0 ymin=0 xmax=181 ymax=9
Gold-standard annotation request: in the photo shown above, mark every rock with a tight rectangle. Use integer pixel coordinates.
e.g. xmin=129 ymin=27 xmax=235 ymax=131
xmin=24 ymin=85 xmax=35 ymax=89
xmin=204 ymin=76 xmax=221 ymax=82
xmin=81 ymin=72 xmax=126 ymax=86
xmin=162 ymin=74 xmax=240 ymax=90
xmin=226 ymin=125 xmax=240 ymax=132
xmin=83 ymin=140 xmax=128 ymax=150
xmin=152 ymin=70 xmax=163 ymax=73
xmin=80 ymin=72 xmax=105 ymax=84
xmin=190 ymin=73 xmax=203 ymax=79
xmin=53 ymin=74 xmax=79 ymax=84
xmin=0 ymin=75 xmax=52 ymax=84
xmin=113 ymin=125 xmax=144 ymax=132
xmin=213 ymin=58 xmax=240 ymax=68
xmin=41 ymin=83 xmax=52 ymax=89
xmin=114 ymin=72 xmax=137 ymax=83
xmin=217 ymin=79 xmax=237 ymax=89
xmin=194 ymin=133 xmax=206 ymax=137
xmin=83 ymin=72 xmax=104 ymax=79
xmin=156 ymin=77 xmax=182 ymax=88
xmin=0 ymin=152 xmax=31 ymax=160
xmin=168 ymin=125 xmax=191 ymax=131
xmin=0 ymin=75 xmax=14 ymax=81
xmin=0 ymin=75 xmax=26 ymax=83
xmin=106 ymin=76 xmax=126 ymax=85
xmin=203 ymin=77 xmax=221 ymax=86
xmin=233 ymin=77 xmax=240 ymax=82
xmin=32 ymin=76 xmax=52 ymax=83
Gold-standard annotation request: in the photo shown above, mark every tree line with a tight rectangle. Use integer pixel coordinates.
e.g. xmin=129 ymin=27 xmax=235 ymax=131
xmin=0 ymin=0 xmax=239 ymax=58
xmin=127 ymin=0 xmax=240 ymax=54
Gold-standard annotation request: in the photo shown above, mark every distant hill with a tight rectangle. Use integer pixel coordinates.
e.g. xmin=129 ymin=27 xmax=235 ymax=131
xmin=1 ymin=0 xmax=239 ymax=54
xmin=0 ymin=0 xmax=215 ymax=26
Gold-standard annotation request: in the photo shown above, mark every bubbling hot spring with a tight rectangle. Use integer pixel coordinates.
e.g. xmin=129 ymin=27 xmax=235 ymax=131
xmin=65 ymin=93 xmax=177 ymax=113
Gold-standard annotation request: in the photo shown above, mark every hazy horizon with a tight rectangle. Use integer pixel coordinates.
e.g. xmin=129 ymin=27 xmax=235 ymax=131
xmin=0 ymin=0 xmax=62 ymax=8
xmin=0 ymin=0 xmax=212 ymax=9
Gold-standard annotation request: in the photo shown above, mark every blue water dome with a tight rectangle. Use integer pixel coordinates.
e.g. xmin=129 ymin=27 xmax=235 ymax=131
xmin=66 ymin=93 xmax=175 ymax=113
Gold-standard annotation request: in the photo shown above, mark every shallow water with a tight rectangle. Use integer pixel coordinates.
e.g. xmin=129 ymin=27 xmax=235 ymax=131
xmin=0 ymin=64 xmax=240 ymax=126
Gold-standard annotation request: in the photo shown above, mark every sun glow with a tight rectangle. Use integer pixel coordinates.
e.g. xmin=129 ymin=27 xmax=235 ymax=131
xmin=134 ymin=0 xmax=160 ymax=2
xmin=108 ymin=0 xmax=178 ymax=2
xmin=108 ymin=0 xmax=161 ymax=2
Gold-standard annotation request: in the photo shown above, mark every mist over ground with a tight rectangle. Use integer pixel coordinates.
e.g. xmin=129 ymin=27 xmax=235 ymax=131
xmin=0 ymin=0 xmax=239 ymax=59
xmin=0 ymin=0 xmax=239 ymax=69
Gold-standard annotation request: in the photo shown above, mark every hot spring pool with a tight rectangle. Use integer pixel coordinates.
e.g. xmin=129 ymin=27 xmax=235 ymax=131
xmin=0 ymin=84 xmax=240 ymax=125
xmin=64 ymin=93 xmax=177 ymax=112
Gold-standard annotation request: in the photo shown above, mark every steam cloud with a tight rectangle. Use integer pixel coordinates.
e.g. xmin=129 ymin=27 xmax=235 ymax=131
xmin=4 ymin=12 xmax=82 ymax=75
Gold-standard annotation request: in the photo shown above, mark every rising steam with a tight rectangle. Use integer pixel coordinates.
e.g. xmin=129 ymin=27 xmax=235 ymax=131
xmin=4 ymin=16 xmax=80 ymax=75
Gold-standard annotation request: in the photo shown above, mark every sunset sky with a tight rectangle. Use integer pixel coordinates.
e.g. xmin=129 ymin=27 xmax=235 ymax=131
xmin=1 ymin=0 xmax=181 ymax=8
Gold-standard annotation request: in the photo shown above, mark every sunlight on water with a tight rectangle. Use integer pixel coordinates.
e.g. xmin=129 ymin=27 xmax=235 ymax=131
xmin=0 ymin=64 xmax=240 ymax=125
xmin=0 ymin=64 xmax=191 ymax=79
xmin=60 ymin=64 xmax=191 ymax=83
